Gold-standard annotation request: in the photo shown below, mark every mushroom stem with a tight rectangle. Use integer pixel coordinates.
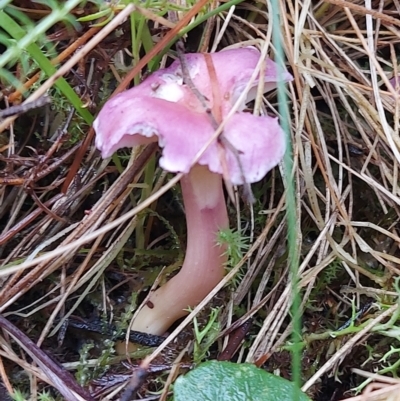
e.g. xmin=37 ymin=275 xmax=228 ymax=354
xmin=131 ymin=164 xmax=229 ymax=335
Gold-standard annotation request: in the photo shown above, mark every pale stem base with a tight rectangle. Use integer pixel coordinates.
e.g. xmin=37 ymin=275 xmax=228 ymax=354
xmin=131 ymin=165 xmax=229 ymax=335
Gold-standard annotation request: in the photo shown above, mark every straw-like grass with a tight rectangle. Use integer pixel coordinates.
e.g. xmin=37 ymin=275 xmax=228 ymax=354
xmin=0 ymin=0 xmax=399 ymax=400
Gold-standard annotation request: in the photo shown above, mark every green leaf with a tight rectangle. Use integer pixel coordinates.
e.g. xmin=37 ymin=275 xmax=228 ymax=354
xmin=173 ymin=361 xmax=311 ymax=401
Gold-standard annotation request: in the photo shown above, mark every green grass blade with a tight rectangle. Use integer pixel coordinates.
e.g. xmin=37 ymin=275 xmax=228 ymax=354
xmin=270 ymin=0 xmax=302 ymax=395
xmin=0 ymin=9 xmax=93 ymax=124
xmin=0 ymin=0 xmax=82 ymax=70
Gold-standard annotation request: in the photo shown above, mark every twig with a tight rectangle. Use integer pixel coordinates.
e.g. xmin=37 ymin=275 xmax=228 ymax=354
xmin=0 ymin=96 xmax=50 ymax=118
xmin=0 ymin=315 xmax=95 ymax=401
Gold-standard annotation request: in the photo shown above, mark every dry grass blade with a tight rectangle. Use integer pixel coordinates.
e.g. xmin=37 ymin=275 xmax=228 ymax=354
xmin=0 ymin=144 xmax=157 ymax=309
xmin=302 ymin=304 xmax=398 ymax=392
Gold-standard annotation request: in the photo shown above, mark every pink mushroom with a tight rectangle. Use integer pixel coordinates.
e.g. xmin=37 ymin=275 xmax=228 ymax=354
xmin=93 ymin=47 xmax=293 ymax=335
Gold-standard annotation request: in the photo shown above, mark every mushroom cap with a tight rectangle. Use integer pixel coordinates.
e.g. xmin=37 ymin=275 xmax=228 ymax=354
xmin=94 ymin=47 xmax=293 ymax=185
xmin=135 ymin=47 xmax=293 ymax=114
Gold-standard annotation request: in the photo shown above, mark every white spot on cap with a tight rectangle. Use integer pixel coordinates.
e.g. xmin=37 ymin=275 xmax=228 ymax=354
xmin=152 ymin=81 xmax=184 ymax=103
